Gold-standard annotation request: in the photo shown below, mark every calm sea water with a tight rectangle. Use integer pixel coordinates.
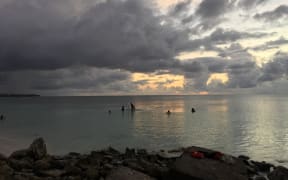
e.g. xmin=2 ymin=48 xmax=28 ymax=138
xmin=1 ymin=95 xmax=288 ymax=165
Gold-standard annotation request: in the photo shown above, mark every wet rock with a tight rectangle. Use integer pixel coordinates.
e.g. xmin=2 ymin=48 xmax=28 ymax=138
xmin=170 ymin=151 xmax=248 ymax=180
xmin=125 ymin=148 xmax=136 ymax=158
xmin=29 ymin=138 xmax=47 ymax=160
xmin=268 ymin=166 xmax=288 ymax=180
xmin=137 ymin=149 xmax=148 ymax=156
xmin=34 ymin=157 xmax=53 ymax=170
xmin=64 ymin=166 xmax=82 ymax=176
xmin=124 ymin=159 xmax=145 ymax=172
xmin=238 ymin=155 xmax=250 ymax=161
xmin=138 ymin=159 xmax=169 ymax=179
xmin=0 ymin=161 xmax=14 ymax=180
xmin=9 ymin=158 xmax=33 ymax=171
xmin=254 ymin=176 xmax=267 ymax=180
xmin=9 ymin=149 xmax=30 ymax=160
xmin=0 ymin=153 xmax=6 ymax=161
xmin=106 ymin=147 xmax=120 ymax=155
xmin=13 ymin=172 xmax=42 ymax=180
xmin=37 ymin=169 xmax=65 ymax=177
xmin=251 ymin=161 xmax=274 ymax=173
xmin=49 ymin=158 xmax=67 ymax=169
xmin=106 ymin=166 xmax=156 ymax=180
xmin=85 ymin=167 xmax=100 ymax=180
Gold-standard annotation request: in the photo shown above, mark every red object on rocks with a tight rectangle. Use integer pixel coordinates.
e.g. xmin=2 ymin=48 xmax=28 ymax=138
xmin=213 ymin=152 xmax=224 ymax=160
xmin=191 ymin=151 xmax=205 ymax=159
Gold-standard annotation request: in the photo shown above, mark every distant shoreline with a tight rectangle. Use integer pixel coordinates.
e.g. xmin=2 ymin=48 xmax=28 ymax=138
xmin=0 ymin=94 xmax=40 ymax=97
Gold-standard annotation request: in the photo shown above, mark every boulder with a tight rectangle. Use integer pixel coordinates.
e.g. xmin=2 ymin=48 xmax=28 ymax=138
xmin=0 ymin=153 xmax=7 ymax=161
xmin=34 ymin=157 xmax=53 ymax=170
xmin=29 ymin=138 xmax=47 ymax=160
xmin=169 ymin=150 xmax=248 ymax=180
xmin=9 ymin=158 xmax=33 ymax=171
xmin=85 ymin=167 xmax=100 ymax=180
xmin=268 ymin=166 xmax=288 ymax=180
xmin=106 ymin=166 xmax=155 ymax=180
xmin=0 ymin=161 xmax=14 ymax=180
xmin=9 ymin=149 xmax=30 ymax=160
xmin=37 ymin=169 xmax=65 ymax=177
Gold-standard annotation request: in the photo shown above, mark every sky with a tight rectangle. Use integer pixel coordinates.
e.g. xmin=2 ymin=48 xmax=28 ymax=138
xmin=0 ymin=0 xmax=287 ymax=95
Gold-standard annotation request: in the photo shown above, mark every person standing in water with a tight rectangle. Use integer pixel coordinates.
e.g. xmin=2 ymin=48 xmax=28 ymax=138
xmin=130 ymin=103 xmax=135 ymax=112
xmin=191 ymin=108 xmax=196 ymax=113
xmin=121 ymin=105 xmax=125 ymax=112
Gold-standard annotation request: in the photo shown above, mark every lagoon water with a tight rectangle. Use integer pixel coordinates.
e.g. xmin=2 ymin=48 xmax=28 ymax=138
xmin=1 ymin=95 xmax=288 ymax=165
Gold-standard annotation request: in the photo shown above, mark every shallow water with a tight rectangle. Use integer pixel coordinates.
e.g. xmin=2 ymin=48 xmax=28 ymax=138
xmin=1 ymin=94 xmax=288 ymax=165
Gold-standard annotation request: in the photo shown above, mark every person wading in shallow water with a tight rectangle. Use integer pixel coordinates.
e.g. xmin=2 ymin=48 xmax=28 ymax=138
xmin=191 ymin=108 xmax=196 ymax=113
xmin=130 ymin=103 xmax=135 ymax=112
xmin=166 ymin=110 xmax=171 ymax=115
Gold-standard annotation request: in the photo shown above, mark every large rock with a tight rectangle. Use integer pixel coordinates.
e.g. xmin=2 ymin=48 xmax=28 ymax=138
xmin=9 ymin=149 xmax=30 ymax=160
xmin=106 ymin=166 xmax=156 ymax=180
xmin=268 ymin=166 xmax=288 ymax=180
xmin=0 ymin=153 xmax=6 ymax=161
xmin=8 ymin=158 xmax=33 ymax=171
xmin=34 ymin=157 xmax=53 ymax=170
xmin=169 ymin=147 xmax=248 ymax=180
xmin=0 ymin=161 xmax=14 ymax=180
xmin=29 ymin=138 xmax=47 ymax=160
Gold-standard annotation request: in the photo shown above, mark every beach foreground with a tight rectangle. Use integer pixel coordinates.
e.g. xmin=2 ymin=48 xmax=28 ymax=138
xmin=0 ymin=138 xmax=287 ymax=180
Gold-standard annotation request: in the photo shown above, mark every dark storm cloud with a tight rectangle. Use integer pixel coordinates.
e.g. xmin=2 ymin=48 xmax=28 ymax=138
xmin=0 ymin=67 xmax=135 ymax=94
xmin=196 ymin=0 xmax=233 ymax=19
xmin=252 ymin=37 xmax=288 ymax=51
xmin=254 ymin=5 xmax=288 ymax=21
xmin=209 ymin=28 xmax=269 ymax=44
xmin=179 ymin=43 xmax=268 ymax=91
xmin=237 ymin=0 xmax=268 ymax=9
xmin=266 ymin=37 xmax=288 ymax=46
xmin=169 ymin=0 xmax=192 ymax=17
xmin=0 ymin=0 xmax=191 ymax=73
xmin=259 ymin=52 xmax=288 ymax=82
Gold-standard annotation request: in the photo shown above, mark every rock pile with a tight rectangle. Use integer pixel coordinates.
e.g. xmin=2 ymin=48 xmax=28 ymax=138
xmin=0 ymin=138 xmax=287 ymax=180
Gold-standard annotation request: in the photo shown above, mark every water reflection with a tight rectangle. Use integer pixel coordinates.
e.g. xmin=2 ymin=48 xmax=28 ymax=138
xmin=1 ymin=95 xmax=288 ymax=166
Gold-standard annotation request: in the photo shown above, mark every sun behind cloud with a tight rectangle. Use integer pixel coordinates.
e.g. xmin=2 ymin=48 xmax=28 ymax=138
xmin=132 ymin=73 xmax=184 ymax=91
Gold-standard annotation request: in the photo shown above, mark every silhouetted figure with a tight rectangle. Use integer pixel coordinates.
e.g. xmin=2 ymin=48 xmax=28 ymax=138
xmin=121 ymin=105 xmax=125 ymax=112
xmin=166 ymin=110 xmax=171 ymax=115
xmin=130 ymin=103 xmax=135 ymax=112
xmin=0 ymin=114 xmax=4 ymax=120
xmin=191 ymin=108 xmax=196 ymax=113
xmin=108 ymin=110 xmax=112 ymax=114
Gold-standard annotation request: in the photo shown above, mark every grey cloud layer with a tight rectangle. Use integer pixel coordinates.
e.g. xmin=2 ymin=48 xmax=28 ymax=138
xmin=0 ymin=0 xmax=190 ymax=72
xmin=254 ymin=5 xmax=288 ymax=21
xmin=0 ymin=0 xmax=287 ymax=94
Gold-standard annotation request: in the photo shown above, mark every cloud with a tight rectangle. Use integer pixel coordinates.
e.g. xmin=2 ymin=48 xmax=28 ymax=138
xmin=0 ymin=0 xmax=287 ymax=94
xmin=259 ymin=52 xmax=288 ymax=82
xmin=237 ymin=0 xmax=268 ymax=9
xmin=251 ymin=37 xmax=288 ymax=51
xmin=209 ymin=28 xmax=269 ymax=44
xmin=254 ymin=5 xmax=288 ymax=21
xmin=196 ymin=0 xmax=233 ymax=19
xmin=0 ymin=67 xmax=135 ymax=95
xmin=169 ymin=0 xmax=192 ymax=17
xmin=179 ymin=43 xmax=265 ymax=91
xmin=0 ymin=0 xmax=191 ymax=73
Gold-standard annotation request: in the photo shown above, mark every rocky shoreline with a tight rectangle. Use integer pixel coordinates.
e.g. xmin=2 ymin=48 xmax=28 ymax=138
xmin=0 ymin=138 xmax=287 ymax=180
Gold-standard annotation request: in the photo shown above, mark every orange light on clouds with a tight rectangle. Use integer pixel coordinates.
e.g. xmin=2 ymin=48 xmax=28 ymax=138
xmin=155 ymin=0 xmax=181 ymax=9
xmin=199 ymin=91 xmax=209 ymax=95
xmin=132 ymin=73 xmax=184 ymax=91
xmin=176 ymin=51 xmax=219 ymax=61
xmin=206 ymin=73 xmax=229 ymax=85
